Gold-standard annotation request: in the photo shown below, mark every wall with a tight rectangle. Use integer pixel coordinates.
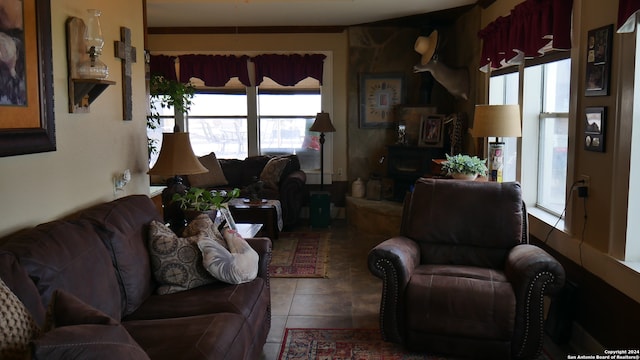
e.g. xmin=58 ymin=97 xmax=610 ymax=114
xmin=0 ymin=0 xmax=149 ymax=238
xmin=479 ymin=0 xmax=640 ymax=350
xmin=146 ymin=32 xmax=349 ymax=186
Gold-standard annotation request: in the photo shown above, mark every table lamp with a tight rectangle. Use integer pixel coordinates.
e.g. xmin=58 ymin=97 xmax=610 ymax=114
xmin=148 ymin=131 xmax=208 ymax=227
xmin=471 ymin=104 xmax=521 ymax=182
xmin=309 ymin=111 xmax=336 ymax=191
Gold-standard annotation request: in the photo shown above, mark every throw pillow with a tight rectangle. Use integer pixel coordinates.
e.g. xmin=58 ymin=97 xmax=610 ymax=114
xmin=0 ymin=277 xmax=40 ymax=360
xmin=33 ymin=289 xmax=149 ymax=360
xmin=188 ymin=152 xmax=228 ymax=188
xmin=182 ymin=213 xmax=227 ymax=250
xmin=198 ymin=228 xmax=259 ymax=285
xmin=259 ymin=156 xmax=290 ymax=189
xmin=148 ymin=221 xmax=217 ymax=295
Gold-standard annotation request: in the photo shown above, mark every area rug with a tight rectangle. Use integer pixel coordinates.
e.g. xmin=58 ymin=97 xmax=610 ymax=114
xmin=269 ymin=232 xmax=329 ymax=278
xmin=278 ymin=328 xmax=554 ymax=360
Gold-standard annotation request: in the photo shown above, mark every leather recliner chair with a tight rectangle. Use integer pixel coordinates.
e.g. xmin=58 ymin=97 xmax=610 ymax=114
xmin=368 ymin=178 xmax=565 ymax=360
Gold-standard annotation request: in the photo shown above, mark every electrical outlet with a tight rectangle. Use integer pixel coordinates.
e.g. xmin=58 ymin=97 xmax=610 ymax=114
xmin=580 ymin=175 xmax=590 ymax=188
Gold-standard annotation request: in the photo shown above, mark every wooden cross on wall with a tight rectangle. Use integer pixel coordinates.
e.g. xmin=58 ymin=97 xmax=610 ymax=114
xmin=115 ymin=27 xmax=136 ymax=121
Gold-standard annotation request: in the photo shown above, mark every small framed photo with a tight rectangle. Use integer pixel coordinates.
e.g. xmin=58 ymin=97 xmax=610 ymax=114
xmin=585 ymin=24 xmax=613 ymax=96
xmin=584 ymin=107 xmax=606 ymax=152
xmin=418 ymin=114 xmax=444 ymax=147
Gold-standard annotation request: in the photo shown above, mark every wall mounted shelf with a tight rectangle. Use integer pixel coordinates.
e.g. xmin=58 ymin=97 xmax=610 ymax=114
xmin=66 ymin=16 xmax=115 ymax=113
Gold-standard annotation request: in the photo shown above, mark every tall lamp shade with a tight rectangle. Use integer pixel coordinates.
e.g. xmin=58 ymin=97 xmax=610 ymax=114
xmin=471 ymin=104 xmax=521 ymax=182
xmin=148 ymin=132 xmax=208 ymax=228
xmin=310 ymin=111 xmax=336 ymax=191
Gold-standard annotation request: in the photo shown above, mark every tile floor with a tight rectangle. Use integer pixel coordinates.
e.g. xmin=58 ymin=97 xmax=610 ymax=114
xmin=259 ymin=219 xmax=570 ymax=360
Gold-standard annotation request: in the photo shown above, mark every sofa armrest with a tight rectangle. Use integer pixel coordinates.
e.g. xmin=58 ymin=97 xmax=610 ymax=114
xmin=279 ymin=170 xmax=307 ymax=227
xmin=505 ymin=244 xmax=566 ymax=359
xmin=245 ymin=237 xmax=272 ymax=285
xmin=367 ymin=236 xmax=420 ymax=343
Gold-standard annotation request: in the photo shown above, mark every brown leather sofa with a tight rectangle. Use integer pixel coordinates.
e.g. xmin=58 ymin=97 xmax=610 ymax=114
xmin=368 ymin=178 xmax=566 ymax=360
xmin=0 ymin=195 xmax=271 ymax=359
xmin=184 ymin=153 xmax=307 ymax=228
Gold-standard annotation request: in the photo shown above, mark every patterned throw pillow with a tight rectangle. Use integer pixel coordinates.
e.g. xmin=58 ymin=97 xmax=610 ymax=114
xmin=148 ymin=221 xmax=217 ymax=295
xmin=0 ymin=277 xmax=40 ymax=360
xmin=259 ymin=156 xmax=290 ymax=189
xmin=188 ymin=152 xmax=228 ymax=188
xmin=182 ymin=214 xmax=227 ymax=249
xmin=198 ymin=228 xmax=259 ymax=285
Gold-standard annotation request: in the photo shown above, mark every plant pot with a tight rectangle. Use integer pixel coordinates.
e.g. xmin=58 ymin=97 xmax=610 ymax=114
xmin=451 ymin=173 xmax=478 ymax=181
xmin=182 ymin=209 xmax=218 ymax=223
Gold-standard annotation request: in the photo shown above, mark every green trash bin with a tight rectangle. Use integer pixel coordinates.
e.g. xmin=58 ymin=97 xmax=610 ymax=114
xmin=310 ymin=191 xmax=331 ymax=228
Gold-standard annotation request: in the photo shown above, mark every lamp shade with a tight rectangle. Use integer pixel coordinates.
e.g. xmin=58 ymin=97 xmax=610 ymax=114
xmin=148 ymin=132 xmax=208 ymax=176
xmin=471 ymin=104 xmax=522 ymax=138
xmin=310 ymin=112 xmax=336 ymax=133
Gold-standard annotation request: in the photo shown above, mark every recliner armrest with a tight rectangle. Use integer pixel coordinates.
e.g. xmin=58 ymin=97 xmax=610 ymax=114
xmin=367 ymin=236 xmax=420 ymax=343
xmin=504 ymin=244 xmax=566 ymax=359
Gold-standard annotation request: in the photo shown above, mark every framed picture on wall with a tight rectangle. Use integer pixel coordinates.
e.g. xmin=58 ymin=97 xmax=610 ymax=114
xmin=584 ymin=106 xmax=606 ymax=152
xmin=359 ymin=72 xmax=405 ymax=128
xmin=585 ymin=24 xmax=613 ymax=97
xmin=418 ymin=114 xmax=445 ymax=147
xmin=0 ymin=0 xmax=55 ymax=157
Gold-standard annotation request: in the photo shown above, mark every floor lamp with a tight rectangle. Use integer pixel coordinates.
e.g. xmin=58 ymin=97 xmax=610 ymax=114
xmin=310 ymin=111 xmax=336 ymax=191
xmin=471 ymin=104 xmax=522 ymax=182
xmin=309 ymin=111 xmax=335 ymax=228
xmin=148 ymin=131 xmax=208 ymax=229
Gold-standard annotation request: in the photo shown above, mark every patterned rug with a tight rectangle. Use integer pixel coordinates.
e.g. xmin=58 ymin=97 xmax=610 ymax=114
xmin=269 ymin=232 xmax=329 ymax=278
xmin=278 ymin=328 xmax=554 ymax=360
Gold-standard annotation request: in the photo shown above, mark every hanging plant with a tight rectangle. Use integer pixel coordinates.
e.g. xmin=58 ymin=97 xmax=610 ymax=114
xmin=147 ymin=75 xmax=196 ymax=158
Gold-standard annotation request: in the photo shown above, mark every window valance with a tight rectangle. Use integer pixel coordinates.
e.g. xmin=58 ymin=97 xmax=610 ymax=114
xmin=178 ymin=54 xmax=251 ymax=87
xmin=149 ymin=55 xmax=178 ymax=81
xmin=618 ymin=0 xmax=640 ymax=33
xmin=478 ymin=0 xmax=573 ymax=72
xmin=252 ymin=54 xmax=327 ymax=86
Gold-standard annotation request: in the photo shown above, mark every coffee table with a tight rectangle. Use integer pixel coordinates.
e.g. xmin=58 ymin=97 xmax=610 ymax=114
xmin=228 ymin=199 xmax=282 ymax=240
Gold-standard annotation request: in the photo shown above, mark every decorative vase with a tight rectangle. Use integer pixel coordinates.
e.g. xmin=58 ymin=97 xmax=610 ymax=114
xmin=451 ymin=173 xmax=478 ymax=181
xmin=352 ymin=177 xmax=365 ymax=198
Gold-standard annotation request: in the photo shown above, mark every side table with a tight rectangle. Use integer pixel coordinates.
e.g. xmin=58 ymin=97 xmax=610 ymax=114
xmin=228 ymin=199 xmax=283 ymax=240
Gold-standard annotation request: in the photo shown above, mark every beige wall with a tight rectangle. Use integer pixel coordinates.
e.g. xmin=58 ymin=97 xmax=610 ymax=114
xmin=146 ymin=32 xmax=349 ymax=183
xmin=0 ymin=0 xmax=149 ymax=237
xmin=479 ymin=0 xmax=640 ymax=304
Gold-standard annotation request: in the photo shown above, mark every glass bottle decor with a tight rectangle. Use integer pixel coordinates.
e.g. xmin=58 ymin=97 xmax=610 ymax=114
xmin=77 ymin=9 xmax=108 ymax=79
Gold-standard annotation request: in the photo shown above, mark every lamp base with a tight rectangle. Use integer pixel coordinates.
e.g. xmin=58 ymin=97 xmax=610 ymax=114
xmin=488 ymin=142 xmax=505 ymax=182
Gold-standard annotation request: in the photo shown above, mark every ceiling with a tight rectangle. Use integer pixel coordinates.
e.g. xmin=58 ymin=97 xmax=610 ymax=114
xmin=146 ymin=0 xmax=481 ymax=30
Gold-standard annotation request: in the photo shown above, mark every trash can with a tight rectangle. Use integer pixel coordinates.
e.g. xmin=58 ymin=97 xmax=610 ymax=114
xmin=310 ymin=191 xmax=331 ymax=228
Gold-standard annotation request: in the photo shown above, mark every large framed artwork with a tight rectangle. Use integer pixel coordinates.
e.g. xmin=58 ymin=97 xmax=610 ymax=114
xmin=359 ymin=72 xmax=405 ymax=129
xmin=585 ymin=24 xmax=613 ymax=97
xmin=0 ymin=0 xmax=55 ymax=157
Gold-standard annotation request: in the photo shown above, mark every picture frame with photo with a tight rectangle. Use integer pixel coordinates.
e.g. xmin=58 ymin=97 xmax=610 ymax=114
xmin=584 ymin=106 xmax=606 ymax=152
xmin=585 ymin=24 xmax=613 ymax=97
xmin=418 ymin=114 xmax=445 ymax=147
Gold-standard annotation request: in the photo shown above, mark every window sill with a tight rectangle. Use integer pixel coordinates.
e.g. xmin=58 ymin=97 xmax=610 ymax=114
xmin=527 ymin=204 xmax=640 ymax=303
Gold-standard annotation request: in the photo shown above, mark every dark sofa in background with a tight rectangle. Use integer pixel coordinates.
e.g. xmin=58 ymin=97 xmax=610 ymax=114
xmin=0 ymin=195 xmax=272 ymax=359
xmin=183 ymin=153 xmax=307 ymax=228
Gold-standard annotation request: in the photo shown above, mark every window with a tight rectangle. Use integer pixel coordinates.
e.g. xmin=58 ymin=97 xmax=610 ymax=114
xmin=488 ymin=56 xmax=570 ymax=217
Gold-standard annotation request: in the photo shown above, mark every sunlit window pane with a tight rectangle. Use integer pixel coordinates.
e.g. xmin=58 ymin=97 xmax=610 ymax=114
xmin=489 ymin=72 xmax=519 ymax=182
xmin=537 ymin=116 xmax=568 ymax=214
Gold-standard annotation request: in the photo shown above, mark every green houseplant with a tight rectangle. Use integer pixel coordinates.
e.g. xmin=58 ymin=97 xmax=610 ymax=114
xmin=171 ymin=187 xmax=240 ymax=222
xmin=147 ymin=75 xmax=196 ymax=159
xmin=441 ymin=153 xmax=488 ymax=180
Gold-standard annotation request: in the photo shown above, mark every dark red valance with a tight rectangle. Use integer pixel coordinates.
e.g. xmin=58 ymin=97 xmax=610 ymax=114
xmin=478 ymin=0 xmax=573 ymax=72
xmin=149 ymin=55 xmax=177 ymax=81
xmin=179 ymin=54 xmax=251 ymax=87
xmin=252 ymin=54 xmax=327 ymax=86
xmin=618 ymin=0 xmax=640 ymax=33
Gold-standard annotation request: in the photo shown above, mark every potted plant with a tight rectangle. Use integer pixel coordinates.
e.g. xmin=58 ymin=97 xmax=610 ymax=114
xmin=171 ymin=187 xmax=240 ymax=222
xmin=147 ymin=75 xmax=196 ymax=159
xmin=441 ymin=153 xmax=488 ymax=180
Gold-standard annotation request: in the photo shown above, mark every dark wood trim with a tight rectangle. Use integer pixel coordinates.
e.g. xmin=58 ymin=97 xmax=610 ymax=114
xmin=147 ymin=26 xmax=346 ymax=35
xmin=476 ymin=0 xmax=497 ymax=9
